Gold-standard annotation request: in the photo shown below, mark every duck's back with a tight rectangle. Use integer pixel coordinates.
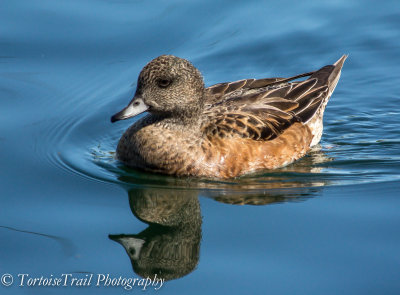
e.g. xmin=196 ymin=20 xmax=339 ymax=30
xmin=202 ymin=55 xmax=347 ymax=143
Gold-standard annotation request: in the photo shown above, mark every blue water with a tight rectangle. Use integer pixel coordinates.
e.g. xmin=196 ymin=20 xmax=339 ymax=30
xmin=1 ymin=0 xmax=400 ymax=294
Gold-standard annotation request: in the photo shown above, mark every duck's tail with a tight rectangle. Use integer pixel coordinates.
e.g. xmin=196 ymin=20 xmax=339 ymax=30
xmin=305 ymin=55 xmax=347 ymax=147
xmin=311 ymin=54 xmax=348 ymax=95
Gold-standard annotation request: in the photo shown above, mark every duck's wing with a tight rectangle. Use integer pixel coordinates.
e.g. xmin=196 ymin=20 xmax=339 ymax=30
xmin=202 ymin=55 xmax=347 ymax=141
xmin=204 ymin=71 xmax=314 ymax=106
xmin=203 ymin=78 xmax=327 ymax=141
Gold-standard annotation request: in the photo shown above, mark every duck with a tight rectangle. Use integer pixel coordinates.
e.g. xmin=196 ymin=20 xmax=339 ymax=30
xmin=111 ymin=54 xmax=347 ymax=178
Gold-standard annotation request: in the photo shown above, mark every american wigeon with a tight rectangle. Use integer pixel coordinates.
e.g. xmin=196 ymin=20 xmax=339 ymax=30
xmin=111 ymin=55 xmax=347 ymax=178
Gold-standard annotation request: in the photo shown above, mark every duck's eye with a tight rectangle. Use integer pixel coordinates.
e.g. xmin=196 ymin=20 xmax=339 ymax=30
xmin=157 ymin=79 xmax=171 ymax=88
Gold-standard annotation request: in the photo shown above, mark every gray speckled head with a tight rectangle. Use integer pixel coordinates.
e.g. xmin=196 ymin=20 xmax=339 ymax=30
xmin=137 ymin=55 xmax=205 ymax=116
xmin=111 ymin=55 xmax=205 ymax=123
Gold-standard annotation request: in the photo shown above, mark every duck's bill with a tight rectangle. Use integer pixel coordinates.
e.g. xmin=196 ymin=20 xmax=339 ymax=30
xmin=111 ymin=96 xmax=149 ymax=123
xmin=108 ymin=234 xmax=145 ymax=260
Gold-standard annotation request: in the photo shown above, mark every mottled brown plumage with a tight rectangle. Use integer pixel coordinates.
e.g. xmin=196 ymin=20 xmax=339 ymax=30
xmin=111 ymin=55 xmax=347 ymax=178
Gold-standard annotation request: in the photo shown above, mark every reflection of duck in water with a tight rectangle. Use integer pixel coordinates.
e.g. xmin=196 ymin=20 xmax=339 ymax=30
xmin=109 ymin=166 xmax=329 ymax=281
xmin=111 ymin=55 xmax=346 ymax=178
xmin=109 ymin=188 xmax=201 ymax=281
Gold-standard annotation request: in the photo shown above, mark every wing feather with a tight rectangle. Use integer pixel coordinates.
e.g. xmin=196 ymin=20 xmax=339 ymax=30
xmin=202 ymin=66 xmax=336 ymax=142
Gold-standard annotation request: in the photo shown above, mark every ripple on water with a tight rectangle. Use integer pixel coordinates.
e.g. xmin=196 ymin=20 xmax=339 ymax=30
xmin=44 ymin=99 xmax=400 ymax=198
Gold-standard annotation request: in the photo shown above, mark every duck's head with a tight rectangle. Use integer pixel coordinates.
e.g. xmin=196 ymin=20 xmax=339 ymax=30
xmin=111 ymin=55 xmax=205 ymax=123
